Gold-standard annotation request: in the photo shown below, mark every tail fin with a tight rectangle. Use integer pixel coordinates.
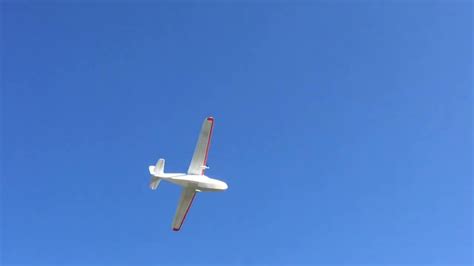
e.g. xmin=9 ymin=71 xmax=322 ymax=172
xmin=149 ymin=159 xmax=165 ymax=176
xmin=149 ymin=159 xmax=165 ymax=190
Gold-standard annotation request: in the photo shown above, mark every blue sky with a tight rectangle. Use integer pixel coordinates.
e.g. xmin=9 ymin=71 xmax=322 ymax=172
xmin=1 ymin=2 xmax=472 ymax=265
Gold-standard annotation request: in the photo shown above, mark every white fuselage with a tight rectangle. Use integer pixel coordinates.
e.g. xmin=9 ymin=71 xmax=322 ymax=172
xmin=159 ymin=173 xmax=228 ymax=192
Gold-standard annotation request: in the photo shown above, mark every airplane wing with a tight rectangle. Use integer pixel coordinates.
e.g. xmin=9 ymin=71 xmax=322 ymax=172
xmin=187 ymin=117 xmax=214 ymax=175
xmin=172 ymin=187 xmax=197 ymax=231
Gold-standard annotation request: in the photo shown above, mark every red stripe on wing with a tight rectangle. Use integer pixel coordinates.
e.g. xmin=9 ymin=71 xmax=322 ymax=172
xmin=201 ymin=117 xmax=214 ymax=175
xmin=172 ymin=192 xmax=197 ymax=231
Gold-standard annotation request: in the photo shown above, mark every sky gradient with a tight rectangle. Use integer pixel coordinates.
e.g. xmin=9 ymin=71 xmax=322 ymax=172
xmin=1 ymin=2 xmax=473 ymax=265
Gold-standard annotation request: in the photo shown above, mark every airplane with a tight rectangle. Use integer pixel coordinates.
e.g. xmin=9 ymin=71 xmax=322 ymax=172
xmin=148 ymin=117 xmax=228 ymax=231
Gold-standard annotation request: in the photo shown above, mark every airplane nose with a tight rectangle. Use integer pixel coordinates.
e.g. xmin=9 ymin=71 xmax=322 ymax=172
xmin=221 ymin=181 xmax=228 ymax=190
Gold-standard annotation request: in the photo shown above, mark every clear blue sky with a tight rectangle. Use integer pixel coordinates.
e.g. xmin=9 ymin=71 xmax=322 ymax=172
xmin=1 ymin=2 xmax=472 ymax=265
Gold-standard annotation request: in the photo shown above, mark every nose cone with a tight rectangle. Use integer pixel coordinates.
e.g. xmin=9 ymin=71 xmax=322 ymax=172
xmin=220 ymin=181 xmax=228 ymax=190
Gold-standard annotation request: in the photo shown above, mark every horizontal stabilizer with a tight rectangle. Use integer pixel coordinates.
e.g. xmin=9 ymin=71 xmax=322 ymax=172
xmin=149 ymin=177 xmax=161 ymax=190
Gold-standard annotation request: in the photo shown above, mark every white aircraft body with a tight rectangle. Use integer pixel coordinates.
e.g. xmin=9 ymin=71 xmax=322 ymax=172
xmin=148 ymin=117 xmax=228 ymax=231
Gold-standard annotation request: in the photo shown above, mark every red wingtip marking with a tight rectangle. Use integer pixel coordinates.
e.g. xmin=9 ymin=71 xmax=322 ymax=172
xmin=201 ymin=119 xmax=214 ymax=175
xmin=174 ymin=192 xmax=196 ymax=231
xmin=202 ymin=119 xmax=214 ymax=175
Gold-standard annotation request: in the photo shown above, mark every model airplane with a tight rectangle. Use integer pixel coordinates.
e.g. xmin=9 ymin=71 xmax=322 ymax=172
xmin=148 ymin=117 xmax=228 ymax=231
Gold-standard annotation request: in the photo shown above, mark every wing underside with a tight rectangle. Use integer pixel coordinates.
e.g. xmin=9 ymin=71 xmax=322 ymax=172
xmin=187 ymin=117 xmax=214 ymax=175
xmin=172 ymin=187 xmax=197 ymax=231
xmin=172 ymin=117 xmax=214 ymax=231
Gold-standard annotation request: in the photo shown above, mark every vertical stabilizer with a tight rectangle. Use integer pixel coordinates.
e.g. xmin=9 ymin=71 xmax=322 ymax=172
xmin=149 ymin=159 xmax=165 ymax=176
xmin=149 ymin=159 xmax=165 ymax=190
